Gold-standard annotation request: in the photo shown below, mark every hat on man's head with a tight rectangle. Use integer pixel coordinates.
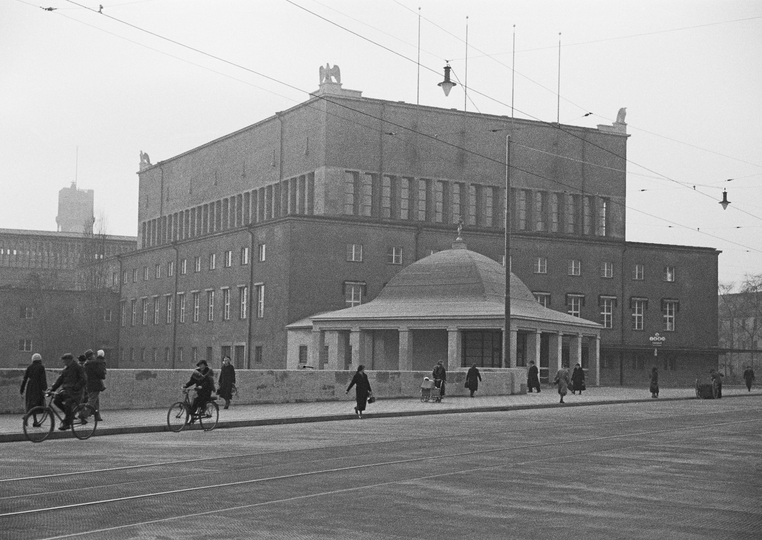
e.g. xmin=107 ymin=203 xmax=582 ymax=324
xmin=78 ymin=355 xmax=86 ymax=363
xmin=31 ymin=353 xmax=42 ymax=362
xmin=61 ymin=353 xmax=74 ymax=361
xmin=196 ymin=360 xmax=208 ymax=367
xmin=84 ymin=349 xmax=94 ymax=358
xmin=97 ymin=349 xmax=105 ymax=358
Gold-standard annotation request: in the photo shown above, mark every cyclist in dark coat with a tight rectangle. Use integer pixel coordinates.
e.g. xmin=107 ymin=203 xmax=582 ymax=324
xmin=183 ymin=360 xmax=215 ymax=419
xmin=20 ymin=353 xmax=47 ymax=412
xmin=50 ymin=353 xmax=86 ymax=430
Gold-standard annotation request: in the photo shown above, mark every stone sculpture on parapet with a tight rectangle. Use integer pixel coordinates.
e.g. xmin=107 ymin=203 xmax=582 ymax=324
xmin=139 ymin=150 xmax=152 ymax=171
xmin=597 ymin=107 xmax=628 ymax=135
xmin=319 ymin=63 xmax=341 ymax=85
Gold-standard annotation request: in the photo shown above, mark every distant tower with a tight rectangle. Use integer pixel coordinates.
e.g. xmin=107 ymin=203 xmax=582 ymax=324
xmin=56 ymin=183 xmax=95 ymax=233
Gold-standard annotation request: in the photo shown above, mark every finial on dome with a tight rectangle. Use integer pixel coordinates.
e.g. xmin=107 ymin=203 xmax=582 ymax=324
xmin=452 ymin=219 xmax=467 ymax=249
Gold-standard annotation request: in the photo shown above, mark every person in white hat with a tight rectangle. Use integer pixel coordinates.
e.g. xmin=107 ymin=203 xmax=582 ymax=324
xmin=20 ymin=353 xmax=47 ymax=413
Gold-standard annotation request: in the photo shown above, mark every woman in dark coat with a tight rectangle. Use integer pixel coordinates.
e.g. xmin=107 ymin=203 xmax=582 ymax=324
xmin=20 ymin=353 xmax=47 ymax=412
xmin=346 ymin=364 xmax=372 ymax=418
xmin=217 ymin=356 xmax=236 ymax=409
xmin=554 ymin=368 xmax=570 ymax=404
xmin=527 ymin=361 xmax=541 ymax=393
xmin=465 ymin=364 xmax=482 ymax=398
xmin=649 ymin=366 xmax=659 ymax=398
xmin=571 ymin=363 xmax=585 ymax=395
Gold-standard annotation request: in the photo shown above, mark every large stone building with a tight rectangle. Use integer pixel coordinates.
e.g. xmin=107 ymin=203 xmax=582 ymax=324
xmin=118 ymin=74 xmax=720 ymax=385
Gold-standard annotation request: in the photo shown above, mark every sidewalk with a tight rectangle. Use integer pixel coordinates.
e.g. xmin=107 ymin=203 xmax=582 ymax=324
xmin=4 ymin=386 xmax=760 ymax=443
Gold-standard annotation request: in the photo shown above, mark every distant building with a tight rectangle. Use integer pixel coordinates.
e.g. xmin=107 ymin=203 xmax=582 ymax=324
xmin=118 ymin=73 xmax=720 ymax=385
xmin=56 ymin=183 xmax=94 ymax=234
xmin=718 ymin=289 xmax=762 ymax=382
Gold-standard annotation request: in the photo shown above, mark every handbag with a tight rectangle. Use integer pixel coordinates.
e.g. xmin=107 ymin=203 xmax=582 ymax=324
xmin=367 ymin=392 xmax=376 ymax=404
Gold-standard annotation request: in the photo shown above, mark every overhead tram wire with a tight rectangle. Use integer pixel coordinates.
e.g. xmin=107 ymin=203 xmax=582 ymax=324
xmin=51 ymin=0 xmax=762 ymax=255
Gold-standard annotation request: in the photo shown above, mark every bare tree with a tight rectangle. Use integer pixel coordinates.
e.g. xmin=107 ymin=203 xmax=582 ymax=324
xmin=718 ymin=273 xmax=762 ymax=377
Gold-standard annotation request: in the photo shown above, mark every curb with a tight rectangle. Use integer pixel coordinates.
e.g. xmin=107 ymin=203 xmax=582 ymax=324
xmin=2 ymin=393 xmax=738 ymax=444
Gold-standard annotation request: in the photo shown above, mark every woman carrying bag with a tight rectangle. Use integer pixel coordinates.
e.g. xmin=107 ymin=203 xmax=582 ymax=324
xmin=346 ymin=364 xmax=372 ymax=419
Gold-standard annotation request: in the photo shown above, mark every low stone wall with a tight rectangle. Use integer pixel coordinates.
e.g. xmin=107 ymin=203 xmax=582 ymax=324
xmin=0 ymin=368 xmax=524 ymax=414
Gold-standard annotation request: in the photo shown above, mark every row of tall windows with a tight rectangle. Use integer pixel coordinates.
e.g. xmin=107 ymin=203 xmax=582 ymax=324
xmin=123 ymin=284 xmax=264 ymax=326
xmin=142 ymin=173 xmax=315 ymax=248
xmin=0 ymin=237 xmax=132 ymax=269
xmin=344 ymin=171 xmax=610 ymax=237
xmin=120 ymin=344 xmax=263 ymax=367
xmin=533 ymin=258 xmax=678 ymax=282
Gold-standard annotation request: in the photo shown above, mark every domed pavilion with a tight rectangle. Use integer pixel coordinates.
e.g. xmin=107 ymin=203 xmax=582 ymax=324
xmin=288 ymin=237 xmax=601 ymax=383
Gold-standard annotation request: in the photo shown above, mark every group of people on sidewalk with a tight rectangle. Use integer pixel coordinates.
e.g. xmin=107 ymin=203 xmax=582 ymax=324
xmin=551 ymin=363 xmax=586 ymax=404
xmin=20 ymin=349 xmax=107 ymax=430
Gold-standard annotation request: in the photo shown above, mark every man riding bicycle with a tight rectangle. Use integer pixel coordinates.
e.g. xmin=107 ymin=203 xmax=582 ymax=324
xmin=182 ymin=360 xmax=215 ymax=422
xmin=50 ymin=353 xmax=86 ymax=430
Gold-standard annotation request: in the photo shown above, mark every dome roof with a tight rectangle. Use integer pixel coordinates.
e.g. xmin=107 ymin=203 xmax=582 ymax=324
xmin=377 ymin=242 xmax=536 ymax=304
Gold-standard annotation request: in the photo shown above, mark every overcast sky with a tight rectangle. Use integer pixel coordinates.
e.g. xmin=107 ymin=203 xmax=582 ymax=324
xmin=2 ymin=0 xmax=761 ymax=287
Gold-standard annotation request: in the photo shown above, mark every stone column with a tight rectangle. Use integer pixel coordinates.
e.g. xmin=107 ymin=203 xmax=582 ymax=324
xmin=548 ymin=332 xmax=562 ymax=376
xmin=569 ymin=333 xmax=582 ymax=368
xmin=398 ymin=328 xmax=412 ymax=371
xmin=509 ymin=329 xmax=518 ymax=368
xmin=310 ymin=329 xmax=324 ymax=369
xmin=592 ymin=334 xmax=601 ymax=386
xmin=349 ymin=328 xmax=361 ymax=371
xmin=447 ymin=327 xmax=461 ymax=371
xmin=526 ymin=330 xmax=541 ymax=368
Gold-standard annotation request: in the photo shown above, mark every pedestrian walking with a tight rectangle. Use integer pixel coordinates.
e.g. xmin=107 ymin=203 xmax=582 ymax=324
xmin=20 ymin=353 xmax=47 ymax=413
xmin=553 ymin=367 xmax=570 ymax=404
xmin=571 ymin=363 xmax=585 ymax=395
xmin=649 ymin=366 xmax=659 ymax=398
xmin=432 ymin=360 xmax=447 ymax=400
xmin=82 ymin=350 xmax=107 ymax=421
xmin=218 ymin=355 xmax=236 ymax=409
xmin=346 ymin=364 xmax=372 ymax=418
xmin=710 ymin=369 xmax=724 ymax=399
xmin=527 ymin=360 xmax=541 ymax=393
xmin=465 ymin=364 xmax=482 ymax=398
xmin=743 ymin=365 xmax=755 ymax=392
xmin=50 ymin=353 xmax=86 ymax=430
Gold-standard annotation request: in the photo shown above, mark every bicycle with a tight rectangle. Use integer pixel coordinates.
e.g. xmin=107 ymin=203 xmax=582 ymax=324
xmin=22 ymin=390 xmax=98 ymax=443
xmin=166 ymin=387 xmax=219 ymax=432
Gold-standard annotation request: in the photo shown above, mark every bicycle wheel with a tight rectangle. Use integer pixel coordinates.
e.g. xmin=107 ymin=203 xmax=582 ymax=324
xmin=23 ymin=406 xmax=54 ymax=443
xmin=198 ymin=400 xmax=219 ymax=431
xmin=71 ymin=404 xmax=98 ymax=440
xmin=167 ymin=402 xmax=189 ymax=432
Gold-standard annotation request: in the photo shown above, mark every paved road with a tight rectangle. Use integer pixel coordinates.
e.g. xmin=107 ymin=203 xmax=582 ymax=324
xmin=1 ymin=393 xmax=760 ymax=539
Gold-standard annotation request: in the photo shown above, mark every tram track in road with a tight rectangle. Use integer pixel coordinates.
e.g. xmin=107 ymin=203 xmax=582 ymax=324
xmin=2 ymin=413 xmax=758 ymax=519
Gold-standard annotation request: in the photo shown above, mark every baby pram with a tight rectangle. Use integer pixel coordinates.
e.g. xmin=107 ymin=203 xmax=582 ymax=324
xmin=420 ymin=377 xmax=441 ymax=402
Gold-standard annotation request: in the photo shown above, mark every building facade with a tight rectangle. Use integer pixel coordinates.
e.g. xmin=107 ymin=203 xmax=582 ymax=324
xmin=118 ymin=78 xmax=720 ymax=384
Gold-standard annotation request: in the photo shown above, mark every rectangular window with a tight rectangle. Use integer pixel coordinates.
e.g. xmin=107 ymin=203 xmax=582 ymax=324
xmin=517 ymin=189 xmax=527 ymax=230
xmin=468 ymin=185 xmax=477 ymax=226
xmin=550 ymin=193 xmax=559 ymax=233
xmin=346 ymin=243 xmax=363 ymax=262
xmin=20 ymin=306 xmax=33 ymax=319
xmin=131 ymin=299 xmax=137 ymax=326
xmin=565 ymin=194 xmax=577 ymax=234
xmin=178 ymin=347 xmax=184 ymax=365
xmin=155 ymin=264 xmax=161 ymax=279
xmin=602 ymin=262 xmax=614 ymax=279
xmin=360 ymin=174 xmax=373 ymax=217
xmin=534 ymin=191 xmax=546 ymax=232
xmin=345 ymin=281 xmax=365 ymax=307
xmin=484 ymin=186 xmax=494 ymax=227
xmin=194 ymin=256 xmax=201 ymax=273
xmin=120 ymin=301 xmax=126 ymax=327
xmin=597 ymin=199 xmax=607 ymax=236
xmin=534 ymin=292 xmax=551 ymax=308
xmin=239 ymin=286 xmax=248 ymax=320
xmin=254 ymin=345 xmax=263 ymax=364
xmin=344 ymin=171 xmax=357 ymax=215
xmin=664 ymin=266 xmax=675 ymax=282
xmin=633 ymin=264 xmax=645 ymax=281
xmin=583 ymin=196 xmax=592 ymax=235
xmin=180 ymin=259 xmax=187 ymax=275
xmin=568 ymin=260 xmax=581 ymax=276
xmin=417 ymin=179 xmax=429 ymax=221
xmin=153 ymin=296 xmax=160 ymax=325
xmin=662 ymin=300 xmax=678 ymax=331
xmin=141 ymin=298 xmax=148 ymax=325
xmin=19 ymin=339 xmax=32 ymax=352
xmin=165 ymin=295 xmax=173 ymax=324
xmin=299 ymin=345 xmax=308 ymax=365
xmin=167 ymin=260 xmax=175 ymax=277
xmin=534 ymin=257 xmax=547 ymax=274
xmin=600 ymin=297 xmax=616 ymax=329
xmin=224 ymin=250 xmax=232 ymax=268
xmin=434 ymin=180 xmax=445 ymax=223
xmin=381 ymin=176 xmax=392 ymax=219
xmin=258 ymin=243 xmax=266 ymax=262
xmin=209 ymin=253 xmax=216 ymax=270
xmin=400 ymin=177 xmax=411 ymax=220
xmin=192 ymin=292 xmax=200 ymax=323
xmin=222 ymin=288 xmax=231 ymax=321
xmin=132 ymin=268 xmax=138 ymax=283
xmin=123 ymin=270 xmax=129 ymax=284
xmin=207 ymin=290 xmax=215 ymax=321
xmin=143 ymin=266 xmax=149 ymax=281
xmin=192 ymin=347 xmax=198 ymax=364
xmin=452 ymin=183 xmax=463 ymax=224
xmin=387 ymin=246 xmax=402 ymax=265
xmin=178 ymin=293 xmax=186 ymax=324
xmin=567 ymin=295 xmax=583 ymax=317
xmin=631 ymin=299 xmax=646 ymax=331
xmin=240 ymin=246 xmax=250 ymax=265
xmin=256 ymin=284 xmax=265 ymax=318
